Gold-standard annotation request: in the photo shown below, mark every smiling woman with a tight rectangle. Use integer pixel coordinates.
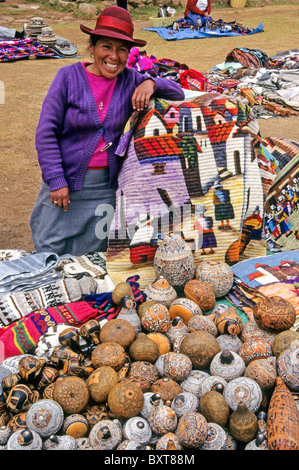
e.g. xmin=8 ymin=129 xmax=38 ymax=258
xmin=29 ymin=6 xmax=185 ymax=257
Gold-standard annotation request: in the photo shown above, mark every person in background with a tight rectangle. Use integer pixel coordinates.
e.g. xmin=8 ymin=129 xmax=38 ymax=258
xmin=116 ymin=0 xmax=127 ymax=9
xmin=30 ymin=6 xmax=184 ymax=257
xmin=184 ymin=0 xmax=212 ymax=27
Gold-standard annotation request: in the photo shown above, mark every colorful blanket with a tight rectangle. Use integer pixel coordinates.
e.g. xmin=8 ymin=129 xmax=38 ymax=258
xmin=106 ymin=92 xmax=299 ymax=288
xmin=0 ymin=37 xmax=60 ymax=62
xmin=143 ymin=20 xmax=264 ymax=41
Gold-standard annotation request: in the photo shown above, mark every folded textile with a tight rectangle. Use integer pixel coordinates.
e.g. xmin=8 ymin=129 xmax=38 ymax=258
xmin=0 ymin=276 xmax=99 ymax=328
xmin=0 ymin=252 xmax=61 ymax=296
xmin=0 ymin=301 xmax=99 ymax=359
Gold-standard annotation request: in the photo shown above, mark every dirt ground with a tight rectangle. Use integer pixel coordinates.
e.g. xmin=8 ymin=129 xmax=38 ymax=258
xmin=0 ymin=0 xmax=298 ymax=252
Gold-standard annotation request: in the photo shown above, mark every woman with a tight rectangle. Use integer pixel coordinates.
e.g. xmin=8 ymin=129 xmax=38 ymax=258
xmin=30 ymin=6 xmax=185 ymax=257
xmin=184 ymin=0 xmax=212 ymax=28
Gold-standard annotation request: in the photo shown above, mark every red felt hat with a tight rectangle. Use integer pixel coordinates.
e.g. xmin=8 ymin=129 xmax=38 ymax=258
xmin=80 ymin=6 xmax=147 ymax=47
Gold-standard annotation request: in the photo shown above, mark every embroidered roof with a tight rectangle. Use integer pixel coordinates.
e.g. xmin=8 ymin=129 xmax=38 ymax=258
xmin=208 ymin=121 xmax=235 ymax=144
xmin=134 ymin=134 xmax=183 ymax=162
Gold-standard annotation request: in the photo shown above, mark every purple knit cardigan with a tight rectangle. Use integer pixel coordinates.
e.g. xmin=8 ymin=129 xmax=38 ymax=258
xmin=35 ymin=62 xmax=185 ymax=191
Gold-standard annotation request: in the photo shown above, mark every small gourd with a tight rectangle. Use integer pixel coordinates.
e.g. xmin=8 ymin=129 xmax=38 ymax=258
xmin=229 ymin=401 xmax=259 ymax=443
xmin=99 ymin=318 xmax=136 ymax=350
xmin=129 ymin=333 xmax=160 ymax=363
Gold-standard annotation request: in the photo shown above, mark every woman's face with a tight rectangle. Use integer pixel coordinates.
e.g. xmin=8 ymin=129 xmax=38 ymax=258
xmin=89 ymin=37 xmax=130 ymax=78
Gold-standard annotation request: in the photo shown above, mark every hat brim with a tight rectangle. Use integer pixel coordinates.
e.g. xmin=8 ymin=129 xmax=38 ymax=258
xmin=80 ymin=24 xmax=147 ymax=47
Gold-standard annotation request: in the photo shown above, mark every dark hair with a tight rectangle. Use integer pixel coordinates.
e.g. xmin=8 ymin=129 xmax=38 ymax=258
xmin=88 ymin=34 xmax=131 ymax=50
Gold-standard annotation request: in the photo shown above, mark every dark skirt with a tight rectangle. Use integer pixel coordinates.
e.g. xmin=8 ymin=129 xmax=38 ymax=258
xmin=30 ymin=169 xmax=116 ymax=256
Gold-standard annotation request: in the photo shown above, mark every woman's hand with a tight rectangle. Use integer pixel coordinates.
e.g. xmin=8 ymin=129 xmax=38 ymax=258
xmin=132 ymin=79 xmax=155 ymax=112
xmin=50 ymin=187 xmax=70 ymax=212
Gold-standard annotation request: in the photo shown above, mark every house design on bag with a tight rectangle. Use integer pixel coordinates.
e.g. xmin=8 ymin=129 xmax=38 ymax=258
xmin=108 ymin=96 xmax=265 ymax=266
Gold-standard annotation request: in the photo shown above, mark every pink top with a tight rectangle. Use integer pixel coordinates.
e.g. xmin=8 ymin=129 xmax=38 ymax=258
xmin=83 ymin=62 xmax=117 ymax=168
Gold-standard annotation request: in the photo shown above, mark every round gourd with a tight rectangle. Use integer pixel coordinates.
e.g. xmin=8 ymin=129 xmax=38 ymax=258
xmin=91 ymin=342 xmax=126 ymax=371
xmin=253 ymin=296 xmax=296 ymax=332
xmin=180 ymin=330 xmax=220 ymax=370
xmin=147 ymin=332 xmax=171 ymax=355
xmin=129 ymin=333 xmax=160 ymax=363
xmin=107 ymin=381 xmax=144 ymax=419
xmin=184 ymin=279 xmax=216 ymax=312
xmin=53 ymin=376 xmax=90 ymax=415
xmin=87 ymin=366 xmax=118 ymax=402
xmin=99 ymin=318 xmax=136 ymax=349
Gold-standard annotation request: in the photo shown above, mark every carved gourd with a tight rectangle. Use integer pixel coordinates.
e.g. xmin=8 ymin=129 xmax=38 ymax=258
xmin=267 ymin=377 xmax=299 ymax=450
xmin=229 ymin=401 xmax=258 ymax=443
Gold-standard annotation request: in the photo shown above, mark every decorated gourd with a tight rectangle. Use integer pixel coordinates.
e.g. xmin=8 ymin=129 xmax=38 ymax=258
xmin=141 ymin=303 xmax=171 ymax=333
xmin=224 ymin=377 xmax=263 ymax=413
xmin=89 ymin=419 xmax=122 ymax=450
xmin=148 ymin=404 xmax=177 ymax=435
xmin=187 ymin=314 xmax=217 ymax=337
xmin=79 ymin=319 xmax=101 ymax=345
xmin=117 ymin=296 xmax=142 ymax=333
xmin=151 ymin=377 xmax=182 ymax=404
xmin=122 ymin=416 xmax=152 ymax=445
xmin=253 ymin=295 xmax=296 ymax=332
xmin=199 ymin=375 xmax=228 ymax=396
xmin=229 ymin=401 xmax=258 ymax=443
xmin=62 ymin=414 xmax=89 ymax=439
xmin=171 ymin=392 xmax=199 ymax=417
xmin=217 ymin=333 xmax=242 ymax=353
xmin=58 ymin=327 xmax=81 ymax=352
xmin=0 ymin=426 xmax=12 ymax=446
xmin=18 ymin=356 xmax=46 ymax=383
xmin=195 ymin=259 xmax=234 ymax=298
xmin=7 ymin=429 xmax=43 ymax=450
xmin=272 ymin=330 xmax=299 ymax=357
xmin=107 ymin=381 xmax=144 ymax=419
xmin=180 ymin=330 xmax=220 ymax=370
xmin=169 ymin=298 xmax=202 ymax=325
xmin=277 ymin=342 xmax=299 ymax=392
xmin=239 ymin=337 xmax=272 ymax=366
xmin=216 ymin=307 xmax=243 ymax=336
xmin=143 ymin=276 xmax=178 ymax=308
xmin=184 ymin=279 xmax=216 ymax=312
xmin=245 ymin=356 xmax=277 ymax=391
xmin=128 ymin=361 xmax=159 ymax=385
xmin=175 ymin=411 xmax=208 ymax=448
xmin=91 ymin=342 xmax=126 ymax=371
xmin=155 ymin=432 xmax=183 ymax=450
xmin=241 ymin=319 xmax=277 ymax=346
xmin=140 ymin=392 xmax=163 ymax=419
xmin=180 ymin=370 xmax=210 ymax=398
xmin=53 ymin=376 xmax=90 ymax=415
xmin=42 ymin=434 xmax=77 ymax=450
xmin=26 ymin=399 xmax=64 ymax=438
xmin=87 ymin=366 xmax=118 ymax=403
xmin=210 ymin=350 xmax=246 ymax=382
xmin=199 ymin=423 xmax=228 ymax=450
xmin=154 ymin=234 xmax=195 ymax=288
xmin=267 ymin=377 xmax=299 ymax=450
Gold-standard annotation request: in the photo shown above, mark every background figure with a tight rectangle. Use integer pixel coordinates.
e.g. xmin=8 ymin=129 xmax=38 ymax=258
xmin=117 ymin=0 xmax=127 ymax=9
xmin=212 ymin=180 xmax=235 ymax=230
xmin=184 ymin=0 xmax=212 ymax=27
xmin=194 ymin=205 xmax=217 ymax=255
